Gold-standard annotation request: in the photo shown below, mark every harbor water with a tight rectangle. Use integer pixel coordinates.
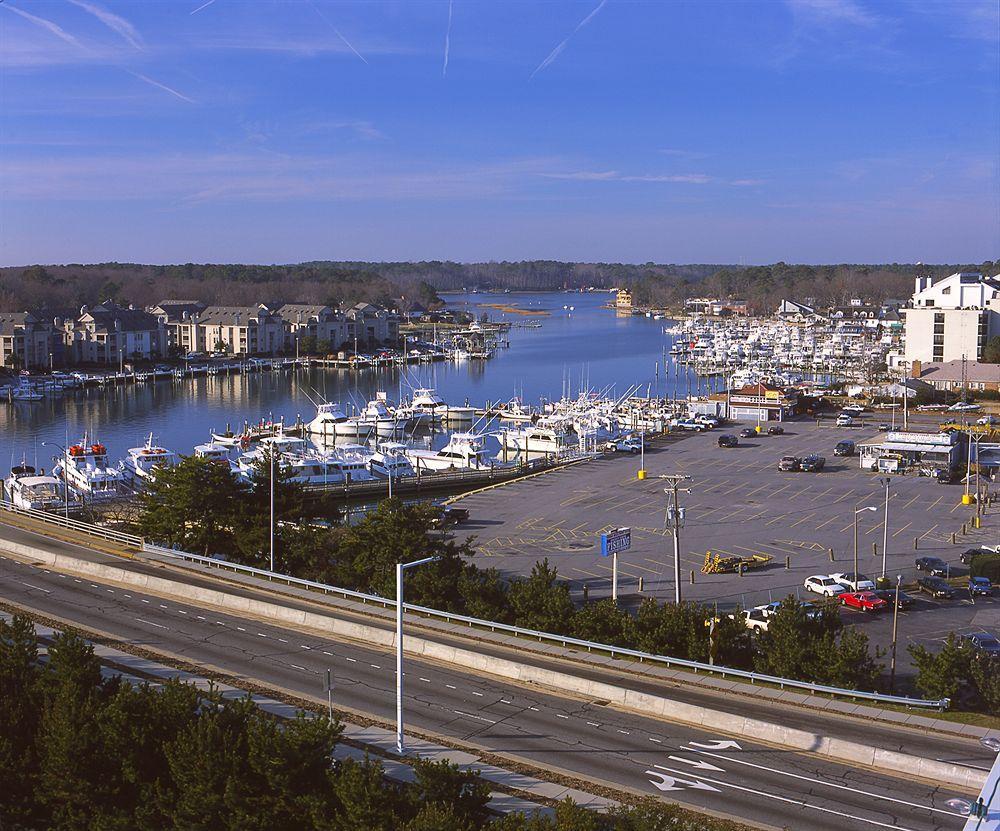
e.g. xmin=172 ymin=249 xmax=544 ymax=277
xmin=0 ymin=291 xmax=705 ymax=467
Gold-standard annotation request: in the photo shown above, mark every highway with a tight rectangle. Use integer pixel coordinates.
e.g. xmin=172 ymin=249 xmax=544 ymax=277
xmin=0 ymin=545 xmax=978 ymax=831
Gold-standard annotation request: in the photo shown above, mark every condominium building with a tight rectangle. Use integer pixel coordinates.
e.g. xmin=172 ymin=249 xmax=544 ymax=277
xmin=903 ymin=272 xmax=1000 ymax=365
xmin=0 ymin=312 xmax=55 ymax=370
xmin=195 ymin=305 xmax=284 ymax=356
xmin=274 ymin=304 xmax=350 ymax=353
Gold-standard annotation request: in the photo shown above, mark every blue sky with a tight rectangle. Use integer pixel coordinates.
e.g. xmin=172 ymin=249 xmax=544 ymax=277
xmin=1 ymin=0 xmax=997 ymax=266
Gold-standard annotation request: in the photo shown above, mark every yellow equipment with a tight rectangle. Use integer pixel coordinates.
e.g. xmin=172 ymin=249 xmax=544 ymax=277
xmin=702 ymin=551 xmax=773 ymax=574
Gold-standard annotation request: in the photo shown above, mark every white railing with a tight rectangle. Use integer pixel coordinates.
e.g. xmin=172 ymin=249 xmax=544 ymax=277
xmin=144 ymin=542 xmax=950 ymax=711
xmin=0 ymin=503 xmax=142 ymax=547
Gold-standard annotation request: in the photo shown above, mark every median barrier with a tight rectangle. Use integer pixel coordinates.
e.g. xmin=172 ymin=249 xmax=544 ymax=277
xmin=1 ymin=537 xmax=987 ymax=792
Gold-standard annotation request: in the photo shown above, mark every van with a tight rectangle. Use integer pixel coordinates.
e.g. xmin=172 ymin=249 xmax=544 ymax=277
xmin=834 ymin=440 xmax=855 ymax=456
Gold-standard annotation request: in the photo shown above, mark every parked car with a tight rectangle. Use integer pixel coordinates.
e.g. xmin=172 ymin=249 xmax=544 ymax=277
xmin=840 ymin=591 xmax=888 ymax=613
xmin=836 ymin=414 xmax=855 ymax=427
xmin=742 ymin=608 xmax=770 ymax=632
xmin=969 ymin=576 xmax=993 ymax=596
xmin=433 ymin=506 xmax=469 ymax=527
xmin=695 ymin=415 xmax=720 ymax=428
xmin=915 ymin=556 xmax=950 ymax=576
xmin=949 ymin=402 xmax=981 ymax=412
xmin=800 ymin=455 xmax=826 ymax=472
xmin=799 ymin=601 xmax=823 ymax=620
xmin=842 ymin=405 xmax=865 ymax=416
xmin=935 ymin=468 xmax=955 ymax=484
xmin=717 ymin=434 xmax=739 ymax=448
xmin=830 ymin=572 xmax=876 ymax=592
xmin=917 ymin=575 xmax=956 ymax=599
xmin=804 ymin=575 xmax=847 ymax=597
xmin=877 ymin=423 xmax=891 ymax=432
xmin=676 ymin=420 xmax=705 ymax=431
xmin=977 ymin=415 xmax=1000 ymax=426
xmin=767 ymin=425 xmax=785 ymax=435
xmin=606 ymin=437 xmax=642 ymax=454
xmin=961 ymin=547 xmax=994 ymax=565
xmin=739 ymin=428 xmax=756 ymax=438
xmin=961 ymin=632 xmax=1000 ymax=655
xmin=778 ymin=455 xmax=802 ymax=472
xmin=753 ymin=601 xmax=783 ymax=618
xmin=833 ymin=440 xmax=856 ymax=456
xmin=872 ymin=588 xmax=915 ymax=610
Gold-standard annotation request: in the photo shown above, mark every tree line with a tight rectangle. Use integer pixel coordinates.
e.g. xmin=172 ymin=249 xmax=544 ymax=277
xmin=0 ymin=614 xmax=759 ymax=831
xmin=137 ymin=456 xmax=884 ymax=694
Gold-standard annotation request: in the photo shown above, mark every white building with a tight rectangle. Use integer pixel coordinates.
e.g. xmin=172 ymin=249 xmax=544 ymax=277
xmin=903 ymin=272 xmax=1000 ymax=365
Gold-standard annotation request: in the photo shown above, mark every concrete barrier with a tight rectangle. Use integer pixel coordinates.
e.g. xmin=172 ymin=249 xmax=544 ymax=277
xmin=3 ymin=538 xmax=986 ymax=791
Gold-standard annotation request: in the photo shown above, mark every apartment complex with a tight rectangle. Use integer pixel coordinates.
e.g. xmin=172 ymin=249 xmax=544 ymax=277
xmin=63 ymin=302 xmax=168 ymax=365
xmin=903 ymin=272 xmax=1000 ymax=364
xmin=0 ymin=312 xmax=56 ymax=370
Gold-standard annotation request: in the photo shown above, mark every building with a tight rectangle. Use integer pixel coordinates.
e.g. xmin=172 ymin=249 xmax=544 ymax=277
xmin=714 ymin=382 xmax=798 ymax=422
xmin=903 ymin=272 xmax=1000 ymax=364
xmin=0 ymin=312 xmax=55 ymax=370
xmin=615 ymin=288 xmax=632 ymax=310
xmin=148 ymin=301 xmax=207 ymax=355
xmin=63 ymin=302 xmax=168 ymax=365
xmin=858 ymin=430 xmax=962 ymax=473
xmin=274 ymin=304 xmax=349 ymax=353
xmin=911 ymin=360 xmax=1000 ymax=393
xmin=344 ymin=303 xmax=399 ymax=348
xmin=195 ymin=305 xmax=284 ymax=356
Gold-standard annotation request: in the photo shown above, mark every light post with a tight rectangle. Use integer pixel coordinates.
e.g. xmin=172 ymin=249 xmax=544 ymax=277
xmin=853 ymin=504 xmax=878 ymax=581
xmin=659 ymin=474 xmax=691 ymax=604
xmin=396 ymin=555 xmax=441 ymax=754
xmin=269 ymin=446 xmax=275 ymax=572
xmin=889 ymin=574 xmax=902 ymax=693
xmin=41 ymin=441 xmax=70 ymax=518
xmin=878 ymin=477 xmax=891 ymax=579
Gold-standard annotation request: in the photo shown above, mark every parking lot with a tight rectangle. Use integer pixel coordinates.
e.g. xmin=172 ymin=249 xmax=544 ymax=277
xmin=454 ymin=415 xmax=999 ymax=676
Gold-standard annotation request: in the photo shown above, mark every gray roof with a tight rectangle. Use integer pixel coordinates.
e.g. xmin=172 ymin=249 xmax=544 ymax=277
xmin=149 ymin=301 xmax=207 ymax=319
xmin=198 ymin=305 xmax=276 ymax=326
xmin=919 ymin=360 xmax=1000 ymax=384
xmin=81 ymin=303 xmax=160 ymax=333
xmin=274 ymin=304 xmax=337 ymax=321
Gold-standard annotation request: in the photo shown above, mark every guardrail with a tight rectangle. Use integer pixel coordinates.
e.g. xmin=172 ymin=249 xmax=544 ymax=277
xmin=0 ymin=502 xmax=143 ymax=548
xmin=144 ymin=542 xmax=950 ymax=711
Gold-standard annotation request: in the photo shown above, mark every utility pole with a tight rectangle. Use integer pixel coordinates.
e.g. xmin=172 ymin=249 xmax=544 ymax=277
xmin=854 ymin=504 xmax=878 ymax=580
xmin=269 ymin=447 xmax=275 ymax=572
xmin=659 ymin=474 xmax=691 ymax=604
xmin=889 ymin=574 xmax=902 ymax=693
xmin=879 ymin=477 xmax=891 ymax=579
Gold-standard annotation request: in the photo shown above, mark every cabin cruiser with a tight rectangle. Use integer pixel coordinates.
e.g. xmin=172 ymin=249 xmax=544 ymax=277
xmin=53 ymin=437 xmax=124 ymax=501
xmin=120 ymin=434 xmax=179 ymax=484
xmin=234 ymin=434 xmax=310 ymax=477
xmin=496 ymin=398 xmax=535 ymax=423
xmin=369 ymin=442 xmax=415 ymax=478
xmin=306 ymin=402 xmax=350 ymax=439
xmin=397 ymin=387 xmax=447 ymax=428
xmin=4 ymin=463 xmax=66 ymax=511
xmin=501 ymin=418 xmax=577 ymax=455
xmin=337 ymin=396 xmax=408 ymax=438
xmin=404 ymin=433 xmax=493 ymax=471
xmin=7 ymin=379 xmax=43 ymax=402
xmin=193 ymin=441 xmax=233 ymax=465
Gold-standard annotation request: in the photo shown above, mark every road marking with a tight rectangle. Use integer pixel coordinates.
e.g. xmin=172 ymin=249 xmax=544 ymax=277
xmin=650 ymin=766 xmax=924 ymax=830
xmin=277 ymin=637 xmax=287 ymax=643
xmin=177 ymin=610 xmax=187 ymax=614
xmin=106 ymin=589 xmax=115 ymax=593
xmin=300 ymin=645 xmax=311 ymax=649
xmin=196 ymin=615 xmax=205 ymax=620
xmin=445 ymin=683 xmax=456 ymax=689
xmin=134 ymin=618 xmax=167 ymax=629
xmin=159 ymin=604 xmax=168 ymax=609
xmin=587 ymin=721 xmax=600 ymax=727
xmin=667 ymin=755 xmax=726 ymax=771
xmin=371 ymin=664 xmax=381 ymax=669
xmin=453 ymin=710 xmax=497 ymax=724
xmin=892 ymin=521 xmax=912 ymax=538
xmin=472 ymin=691 xmax=484 ymax=697
xmin=322 ymin=651 xmax=333 ymax=656
xmin=646 ymin=768 xmax=719 ymax=793
xmin=687 ymin=740 xmax=742 ymax=750
xmin=419 ymin=677 xmax=432 ymax=682
xmin=19 ymin=582 xmax=51 ymax=593
xmin=289 ymin=664 xmax=307 ymax=671
xmin=528 ymin=707 xmax=540 ymax=711
xmin=556 ymin=714 xmax=569 ymax=719
xmin=90 ymin=584 xmax=99 ymax=588
xmin=617 ymin=729 xmax=630 ymax=735
xmin=74 ymin=579 xmax=82 ymax=582
xmin=141 ymin=599 xmax=150 ymax=603
xmin=123 ymin=593 xmax=131 ymax=597
xmin=257 ymin=633 xmax=267 ymax=638
xmin=648 ymin=738 xmax=662 ymax=743
xmin=690 ymin=748 xmax=964 ymax=817
xmin=500 ymin=699 xmax=514 ymax=704
xmin=236 ymin=626 xmax=246 ymax=632
xmin=346 ymin=657 xmax=356 ymax=663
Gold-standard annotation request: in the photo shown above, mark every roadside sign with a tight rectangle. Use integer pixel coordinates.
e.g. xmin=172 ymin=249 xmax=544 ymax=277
xmin=600 ymin=527 xmax=631 ymax=557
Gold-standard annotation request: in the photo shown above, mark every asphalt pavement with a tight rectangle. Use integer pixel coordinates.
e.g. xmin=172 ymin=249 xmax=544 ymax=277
xmin=0 ymin=549 xmax=981 ymax=831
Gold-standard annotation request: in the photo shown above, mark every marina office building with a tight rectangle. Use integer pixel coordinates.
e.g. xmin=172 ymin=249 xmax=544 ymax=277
xmin=903 ymin=272 xmax=1000 ymax=365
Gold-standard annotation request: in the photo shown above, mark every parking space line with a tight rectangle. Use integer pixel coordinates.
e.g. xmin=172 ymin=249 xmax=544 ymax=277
xmin=892 ymin=521 xmax=912 ymax=538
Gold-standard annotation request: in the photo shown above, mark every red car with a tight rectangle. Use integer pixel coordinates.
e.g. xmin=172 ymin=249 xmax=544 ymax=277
xmin=840 ymin=591 xmax=888 ymax=613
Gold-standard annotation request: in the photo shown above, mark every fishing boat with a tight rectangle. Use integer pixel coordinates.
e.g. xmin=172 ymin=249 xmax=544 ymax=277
xmin=120 ymin=434 xmax=179 ymax=484
xmin=369 ymin=441 xmax=415 ymax=478
xmin=7 ymin=379 xmax=43 ymax=402
xmin=192 ymin=441 xmax=233 ymax=465
xmin=53 ymin=437 xmax=124 ymax=501
xmin=4 ymin=462 xmax=66 ymax=511
xmin=404 ymin=433 xmax=493 ymax=471
xmin=500 ymin=418 xmax=577 ymax=455
xmin=306 ymin=402 xmax=350 ymax=439
xmin=336 ymin=396 xmax=408 ymax=438
xmin=397 ymin=387 xmax=447 ymax=427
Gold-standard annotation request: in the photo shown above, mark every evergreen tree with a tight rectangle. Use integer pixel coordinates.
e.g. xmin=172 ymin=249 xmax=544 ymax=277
xmin=507 ymin=559 xmax=575 ymax=634
xmin=0 ymin=615 xmax=43 ymax=829
xmin=909 ymin=633 xmax=974 ymax=702
xmin=970 ymin=652 xmax=1000 ymax=715
xmin=570 ymin=599 xmax=635 ymax=647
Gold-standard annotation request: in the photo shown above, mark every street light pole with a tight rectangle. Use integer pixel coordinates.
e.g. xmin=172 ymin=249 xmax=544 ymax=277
xmin=879 ymin=477 xmax=891 ymax=579
xmin=41 ymin=441 xmax=70 ymax=518
xmin=396 ymin=555 xmax=440 ymax=755
xmin=269 ymin=447 xmax=275 ymax=572
xmin=889 ymin=574 xmax=902 ymax=693
xmin=659 ymin=474 xmax=691 ymax=604
xmin=854 ymin=504 xmax=878 ymax=581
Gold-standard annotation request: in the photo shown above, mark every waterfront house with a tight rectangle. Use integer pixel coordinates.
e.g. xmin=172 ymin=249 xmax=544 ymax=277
xmin=911 ymin=359 xmax=1000 ymax=394
xmin=64 ymin=302 xmax=168 ymax=365
xmin=345 ymin=302 xmax=400 ymax=348
xmin=716 ymin=382 xmax=798 ymax=423
xmin=0 ymin=312 xmax=56 ymax=371
xmin=195 ymin=305 xmax=284 ymax=356
xmin=148 ymin=300 xmax=208 ymax=355
xmin=275 ymin=304 xmax=350 ymax=354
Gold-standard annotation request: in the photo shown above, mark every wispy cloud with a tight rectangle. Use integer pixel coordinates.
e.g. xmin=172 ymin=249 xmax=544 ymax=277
xmin=2 ymin=2 xmax=85 ymax=49
xmin=443 ymin=0 xmax=453 ymax=77
xmin=125 ymin=70 xmax=196 ymax=104
xmin=66 ymin=0 xmax=143 ymax=49
xmin=659 ymin=148 xmax=710 ymax=161
xmin=541 ymin=170 xmax=715 ymax=184
xmin=530 ymin=0 xmax=608 ymax=78
xmin=306 ymin=0 xmax=368 ymax=65
xmin=190 ymin=0 xmax=218 ymax=14
xmin=785 ymin=0 xmax=880 ymax=28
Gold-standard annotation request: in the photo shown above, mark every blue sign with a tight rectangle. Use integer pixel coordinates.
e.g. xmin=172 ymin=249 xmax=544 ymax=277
xmin=600 ymin=527 xmax=631 ymax=557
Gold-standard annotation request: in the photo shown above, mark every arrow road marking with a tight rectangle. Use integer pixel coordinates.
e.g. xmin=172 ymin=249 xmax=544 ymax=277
xmin=687 ymin=740 xmax=742 ymax=751
xmin=651 ymin=768 xmax=922 ymax=831
xmin=666 ymin=755 xmax=726 ymax=772
xmin=687 ymin=748 xmax=966 ymax=818
xmin=645 ymin=770 xmax=720 ymax=793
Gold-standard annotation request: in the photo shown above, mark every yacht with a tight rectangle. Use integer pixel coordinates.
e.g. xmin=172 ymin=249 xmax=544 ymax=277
xmin=121 ymin=434 xmax=179 ymax=484
xmin=234 ymin=434 xmax=310 ymax=477
xmin=398 ymin=387 xmax=447 ymax=427
xmin=369 ymin=442 xmax=415 ymax=478
xmin=501 ymin=419 xmax=577 ymax=455
xmin=404 ymin=433 xmax=493 ymax=471
xmin=306 ymin=402 xmax=350 ymax=439
xmin=4 ymin=463 xmax=66 ymax=511
xmin=336 ymin=397 xmax=407 ymax=438
xmin=53 ymin=437 xmax=124 ymax=501
xmin=193 ymin=441 xmax=233 ymax=465
xmin=7 ymin=379 xmax=43 ymax=402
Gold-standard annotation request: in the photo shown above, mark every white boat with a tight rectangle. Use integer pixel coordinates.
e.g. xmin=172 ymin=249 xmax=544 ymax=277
xmin=501 ymin=420 xmax=577 ymax=455
xmin=337 ymin=396 xmax=407 ymax=438
xmin=398 ymin=387 xmax=447 ymax=427
xmin=53 ymin=437 xmax=124 ymax=501
xmin=121 ymin=434 xmax=179 ymax=483
xmin=8 ymin=379 xmax=43 ymax=402
xmin=369 ymin=441 xmax=415 ymax=478
xmin=4 ymin=463 xmax=67 ymax=511
xmin=440 ymin=405 xmax=478 ymax=424
xmin=306 ymin=402 xmax=350 ymax=439
xmin=193 ymin=441 xmax=233 ymax=465
xmin=496 ymin=398 xmax=535 ymax=423
xmin=404 ymin=432 xmax=493 ymax=471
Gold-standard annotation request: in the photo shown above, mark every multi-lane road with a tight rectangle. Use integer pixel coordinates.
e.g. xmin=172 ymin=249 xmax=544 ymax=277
xmin=0 ymin=526 xmax=987 ymax=831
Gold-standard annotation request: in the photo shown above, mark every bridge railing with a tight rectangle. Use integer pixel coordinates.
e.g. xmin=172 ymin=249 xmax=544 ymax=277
xmin=0 ymin=502 xmax=142 ymax=547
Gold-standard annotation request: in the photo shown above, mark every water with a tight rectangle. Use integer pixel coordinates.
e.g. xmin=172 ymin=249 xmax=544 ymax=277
xmin=0 ymin=290 xmax=704 ymax=469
